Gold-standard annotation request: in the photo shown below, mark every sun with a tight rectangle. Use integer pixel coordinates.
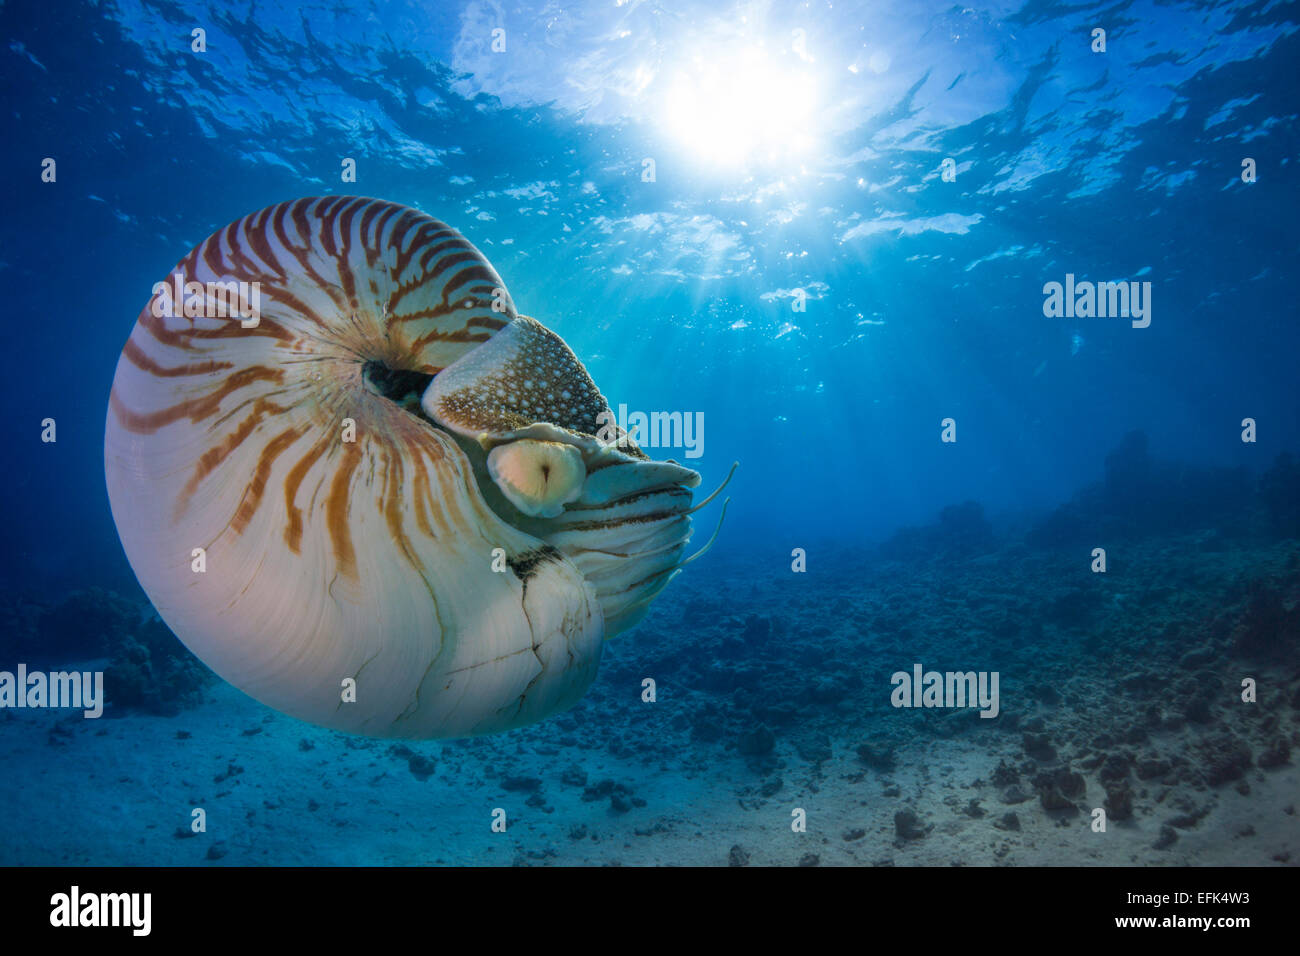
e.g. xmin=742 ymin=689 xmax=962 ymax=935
xmin=660 ymin=48 xmax=821 ymax=169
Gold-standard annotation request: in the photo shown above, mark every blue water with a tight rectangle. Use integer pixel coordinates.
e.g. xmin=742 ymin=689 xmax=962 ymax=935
xmin=1 ymin=0 xmax=1297 ymax=867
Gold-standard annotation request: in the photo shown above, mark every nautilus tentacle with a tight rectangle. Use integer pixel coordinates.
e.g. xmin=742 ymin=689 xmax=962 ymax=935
xmin=104 ymin=196 xmax=717 ymax=738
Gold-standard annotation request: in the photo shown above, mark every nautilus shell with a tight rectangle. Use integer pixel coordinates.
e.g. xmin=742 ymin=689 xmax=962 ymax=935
xmin=104 ymin=197 xmax=729 ymax=738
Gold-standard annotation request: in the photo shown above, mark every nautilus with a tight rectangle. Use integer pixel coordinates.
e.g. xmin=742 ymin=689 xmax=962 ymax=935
xmin=104 ymin=196 xmax=731 ymax=738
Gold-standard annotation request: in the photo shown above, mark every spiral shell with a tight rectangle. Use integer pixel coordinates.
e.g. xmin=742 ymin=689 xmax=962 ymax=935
xmin=104 ymin=196 xmax=705 ymax=738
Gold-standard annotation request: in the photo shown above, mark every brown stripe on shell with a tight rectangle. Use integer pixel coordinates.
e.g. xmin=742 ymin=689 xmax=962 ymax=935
xmin=123 ymin=339 xmax=233 ymax=378
xmin=231 ymin=427 xmax=304 ymax=534
xmin=174 ymin=396 xmax=292 ymax=522
xmin=326 ymin=441 xmax=365 ymax=580
xmin=282 ymin=433 xmax=336 ymax=554
xmin=110 ymin=365 xmax=285 ymax=433
xmin=138 ymin=309 xmax=296 ymax=348
xmin=381 ymin=444 xmax=425 ymax=576
xmin=410 ymin=442 xmax=436 ymax=538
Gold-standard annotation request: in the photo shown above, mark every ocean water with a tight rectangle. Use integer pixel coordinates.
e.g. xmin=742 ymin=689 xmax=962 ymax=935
xmin=1 ymin=0 xmax=1297 ymax=868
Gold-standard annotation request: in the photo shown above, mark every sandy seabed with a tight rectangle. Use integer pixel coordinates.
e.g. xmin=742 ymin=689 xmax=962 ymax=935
xmin=2 ymin=532 xmax=1298 ymax=867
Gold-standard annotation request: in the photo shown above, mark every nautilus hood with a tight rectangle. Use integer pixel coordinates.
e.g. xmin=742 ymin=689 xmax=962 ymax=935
xmin=104 ymin=196 xmax=729 ymax=739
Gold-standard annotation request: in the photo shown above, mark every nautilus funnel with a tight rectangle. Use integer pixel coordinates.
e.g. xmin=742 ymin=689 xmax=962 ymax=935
xmin=104 ymin=196 xmax=727 ymax=739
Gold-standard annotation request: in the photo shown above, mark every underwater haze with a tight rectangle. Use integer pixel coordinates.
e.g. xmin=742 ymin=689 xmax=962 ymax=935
xmin=1 ymin=0 xmax=1298 ymax=867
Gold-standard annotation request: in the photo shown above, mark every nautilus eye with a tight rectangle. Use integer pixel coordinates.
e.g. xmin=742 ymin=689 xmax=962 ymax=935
xmin=103 ymin=196 xmax=732 ymax=739
xmin=486 ymin=440 xmax=586 ymax=518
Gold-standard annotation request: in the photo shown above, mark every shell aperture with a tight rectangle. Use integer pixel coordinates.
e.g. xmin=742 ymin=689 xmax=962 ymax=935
xmin=103 ymin=196 xmax=714 ymax=738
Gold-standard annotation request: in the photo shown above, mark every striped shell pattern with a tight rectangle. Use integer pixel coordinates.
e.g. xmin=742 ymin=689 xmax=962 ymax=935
xmin=104 ymin=196 xmax=708 ymax=738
